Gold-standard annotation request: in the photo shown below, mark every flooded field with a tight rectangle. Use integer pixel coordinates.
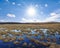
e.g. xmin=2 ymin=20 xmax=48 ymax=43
xmin=0 ymin=23 xmax=60 ymax=48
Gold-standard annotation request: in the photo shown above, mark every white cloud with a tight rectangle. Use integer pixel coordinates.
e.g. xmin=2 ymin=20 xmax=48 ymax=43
xmin=0 ymin=20 xmax=5 ymax=22
xmin=20 ymin=18 xmax=33 ymax=23
xmin=5 ymin=0 xmax=9 ymax=2
xmin=35 ymin=4 xmax=39 ymax=8
xmin=40 ymin=12 xmax=44 ymax=14
xmin=35 ymin=4 xmax=43 ymax=9
xmin=45 ymin=4 xmax=48 ymax=7
xmin=6 ymin=0 xmax=9 ymax=2
xmin=20 ymin=18 xmax=42 ymax=23
xmin=17 ymin=4 xmax=21 ymax=6
xmin=12 ymin=2 xmax=15 ymax=5
xmin=7 ymin=13 xmax=16 ymax=18
xmin=20 ymin=9 xmax=60 ymax=23
xmin=44 ymin=9 xmax=60 ymax=22
xmin=50 ymin=13 xmax=56 ymax=16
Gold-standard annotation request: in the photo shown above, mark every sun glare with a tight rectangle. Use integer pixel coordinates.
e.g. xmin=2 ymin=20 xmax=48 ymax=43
xmin=26 ymin=6 xmax=36 ymax=17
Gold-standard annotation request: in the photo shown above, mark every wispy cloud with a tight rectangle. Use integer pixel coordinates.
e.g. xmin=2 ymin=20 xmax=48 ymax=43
xmin=35 ymin=4 xmax=39 ymax=8
xmin=45 ymin=4 xmax=48 ymax=7
xmin=12 ymin=2 xmax=16 ymax=5
xmin=17 ymin=4 xmax=21 ymax=6
xmin=5 ymin=0 xmax=9 ymax=2
xmin=20 ymin=18 xmax=42 ymax=23
xmin=20 ymin=18 xmax=34 ymax=23
xmin=7 ymin=13 xmax=16 ymax=18
xmin=0 ymin=20 xmax=5 ymax=22
xmin=20 ymin=9 xmax=60 ymax=23
xmin=44 ymin=9 xmax=60 ymax=22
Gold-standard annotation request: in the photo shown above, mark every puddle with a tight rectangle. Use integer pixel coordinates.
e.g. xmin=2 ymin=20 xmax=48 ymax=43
xmin=10 ymin=29 xmax=21 ymax=32
xmin=40 ymin=29 xmax=48 ymax=34
xmin=8 ymin=34 xmax=13 ymax=37
xmin=55 ymin=31 xmax=59 ymax=35
xmin=28 ymin=29 xmax=39 ymax=34
xmin=0 ymin=28 xmax=60 ymax=47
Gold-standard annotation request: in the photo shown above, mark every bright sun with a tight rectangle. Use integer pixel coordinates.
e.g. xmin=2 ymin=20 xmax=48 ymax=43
xmin=26 ymin=6 xmax=36 ymax=16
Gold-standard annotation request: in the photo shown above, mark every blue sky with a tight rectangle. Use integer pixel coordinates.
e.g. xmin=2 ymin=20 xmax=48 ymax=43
xmin=0 ymin=0 xmax=60 ymax=22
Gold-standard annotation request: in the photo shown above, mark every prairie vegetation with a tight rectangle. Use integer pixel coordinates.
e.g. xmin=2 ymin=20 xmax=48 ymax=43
xmin=0 ymin=23 xmax=60 ymax=48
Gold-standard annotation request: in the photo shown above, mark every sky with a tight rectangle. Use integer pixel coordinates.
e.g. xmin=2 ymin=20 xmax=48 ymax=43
xmin=0 ymin=0 xmax=60 ymax=22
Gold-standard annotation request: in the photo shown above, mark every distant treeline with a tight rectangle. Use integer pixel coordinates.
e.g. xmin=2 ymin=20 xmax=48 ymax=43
xmin=0 ymin=22 xmax=60 ymax=24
